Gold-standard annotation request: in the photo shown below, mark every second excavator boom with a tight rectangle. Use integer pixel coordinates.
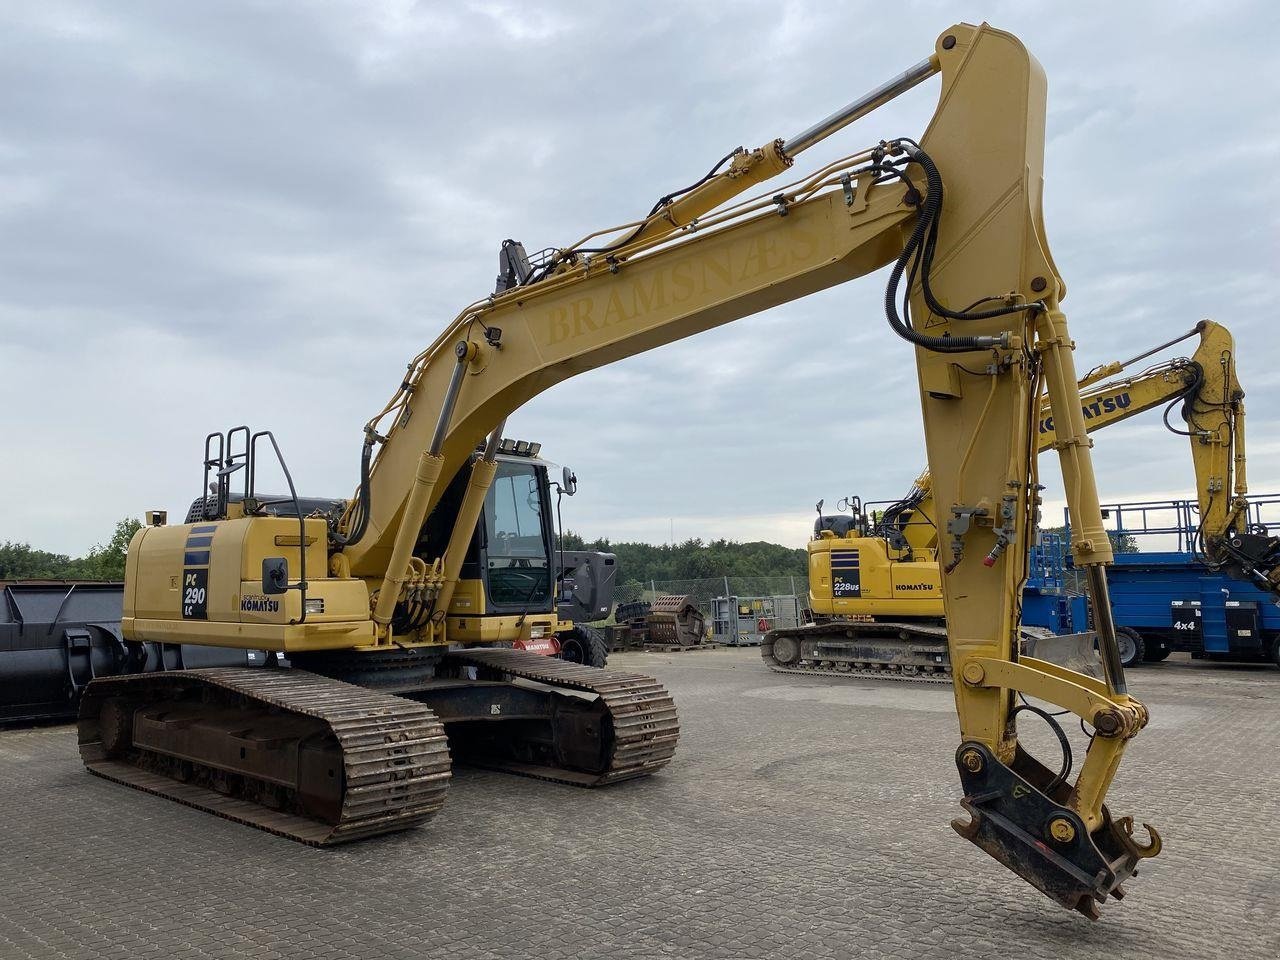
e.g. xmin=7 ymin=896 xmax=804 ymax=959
xmin=767 ymin=318 xmax=1276 ymax=676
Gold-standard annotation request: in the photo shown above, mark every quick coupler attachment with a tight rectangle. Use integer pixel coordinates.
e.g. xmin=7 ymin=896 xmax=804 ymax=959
xmin=950 ymin=742 xmax=1161 ymax=919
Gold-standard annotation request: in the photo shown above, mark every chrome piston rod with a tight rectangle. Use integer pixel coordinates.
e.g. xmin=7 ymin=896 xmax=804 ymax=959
xmin=1086 ymin=564 xmax=1129 ymax=696
xmin=782 ymin=55 xmax=940 ymax=158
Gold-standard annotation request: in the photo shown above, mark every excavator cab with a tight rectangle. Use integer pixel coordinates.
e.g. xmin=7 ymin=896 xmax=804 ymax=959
xmin=417 ymin=441 xmax=557 ymax=620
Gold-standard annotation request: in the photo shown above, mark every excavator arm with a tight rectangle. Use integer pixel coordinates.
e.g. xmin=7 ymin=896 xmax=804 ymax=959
xmin=321 ymin=23 xmax=1155 ymax=915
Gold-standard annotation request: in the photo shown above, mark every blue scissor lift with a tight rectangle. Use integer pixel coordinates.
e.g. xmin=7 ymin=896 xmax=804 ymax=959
xmin=1023 ymin=496 xmax=1280 ymax=667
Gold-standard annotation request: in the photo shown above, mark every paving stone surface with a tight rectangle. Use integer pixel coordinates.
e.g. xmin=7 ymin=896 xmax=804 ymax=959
xmin=1 ymin=649 xmax=1275 ymax=959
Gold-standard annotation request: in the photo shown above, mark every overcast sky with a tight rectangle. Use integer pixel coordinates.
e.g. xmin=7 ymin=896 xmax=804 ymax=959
xmin=2 ymin=0 xmax=1278 ymax=555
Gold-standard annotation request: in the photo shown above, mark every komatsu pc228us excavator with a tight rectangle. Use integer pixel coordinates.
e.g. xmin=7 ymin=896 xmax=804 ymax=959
xmin=765 ymin=319 xmax=1280 ymax=677
xmin=79 ymin=23 xmax=1161 ymax=917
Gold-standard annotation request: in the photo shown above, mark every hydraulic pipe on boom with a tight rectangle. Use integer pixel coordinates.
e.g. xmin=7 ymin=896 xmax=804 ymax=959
xmin=82 ymin=23 xmax=1162 ymax=917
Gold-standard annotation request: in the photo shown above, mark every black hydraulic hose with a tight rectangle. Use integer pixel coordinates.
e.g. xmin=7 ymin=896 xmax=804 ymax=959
xmin=1012 ymin=702 xmax=1073 ymax=795
xmin=1161 ymin=361 xmax=1206 ymax=437
xmin=331 ymin=438 xmax=374 ymax=548
xmin=880 ymin=139 xmax=1062 ymax=355
xmin=902 ymin=140 xmax=1045 ymax=323
xmin=522 ymin=148 xmax=743 ymax=285
xmin=882 ymin=142 xmax=1014 ymax=353
xmin=876 ymin=486 xmax=925 ymax=540
xmin=646 ymin=148 xmax=743 ymax=216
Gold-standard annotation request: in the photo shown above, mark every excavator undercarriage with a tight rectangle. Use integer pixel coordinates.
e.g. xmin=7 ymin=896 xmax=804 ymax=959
xmin=80 ymin=647 xmax=677 ymax=844
xmin=762 ymin=620 xmax=952 ymax=681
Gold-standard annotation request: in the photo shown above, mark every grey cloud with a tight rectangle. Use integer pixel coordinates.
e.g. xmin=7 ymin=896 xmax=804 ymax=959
xmin=1 ymin=0 xmax=1277 ymax=553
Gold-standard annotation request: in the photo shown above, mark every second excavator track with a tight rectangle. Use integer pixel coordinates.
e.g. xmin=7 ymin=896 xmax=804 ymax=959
xmin=447 ymin=647 xmax=680 ymax=786
xmin=761 ymin=621 xmax=954 ymax=684
xmin=79 ymin=668 xmax=451 ymax=846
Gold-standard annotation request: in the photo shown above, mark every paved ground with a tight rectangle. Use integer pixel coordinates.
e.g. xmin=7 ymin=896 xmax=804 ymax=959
xmin=1 ymin=648 xmax=1276 ymax=959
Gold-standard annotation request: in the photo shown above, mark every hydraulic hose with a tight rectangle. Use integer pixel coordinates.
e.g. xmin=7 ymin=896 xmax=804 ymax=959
xmin=881 ymin=141 xmax=1017 ymax=353
xmin=331 ymin=437 xmax=374 ymax=548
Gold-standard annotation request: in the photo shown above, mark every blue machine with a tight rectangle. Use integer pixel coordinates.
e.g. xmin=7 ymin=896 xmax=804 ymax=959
xmin=1024 ymin=497 xmax=1280 ymax=666
xmin=1021 ymin=531 xmax=1083 ymax=636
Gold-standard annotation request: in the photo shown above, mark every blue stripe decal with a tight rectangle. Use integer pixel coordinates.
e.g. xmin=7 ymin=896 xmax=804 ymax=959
xmin=184 ymin=550 xmax=211 ymax=566
xmin=191 ymin=525 xmax=217 ymax=533
xmin=185 ymin=535 xmax=213 ymax=548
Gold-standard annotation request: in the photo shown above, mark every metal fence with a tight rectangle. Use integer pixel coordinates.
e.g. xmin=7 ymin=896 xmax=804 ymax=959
xmin=613 ymin=575 xmax=809 ymax=623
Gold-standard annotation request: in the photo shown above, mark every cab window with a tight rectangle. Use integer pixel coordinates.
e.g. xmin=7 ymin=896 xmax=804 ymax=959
xmin=484 ymin=461 xmax=550 ymax=606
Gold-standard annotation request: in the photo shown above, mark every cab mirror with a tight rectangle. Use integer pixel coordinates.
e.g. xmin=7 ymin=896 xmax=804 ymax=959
xmin=262 ymin=557 xmax=289 ymax=595
xmin=562 ymin=466 xmax=577 ymax=496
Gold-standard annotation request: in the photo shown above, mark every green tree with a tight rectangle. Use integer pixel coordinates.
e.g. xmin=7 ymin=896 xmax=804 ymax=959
xmin=557 ymin=530 xmax=808 ymax=586
xmin=1041 ymin=525 xmax=1139 ymax=556
xmin=82 ymin=518 xmax=144 ymax=579
xmin=1108 ymin=531 xmax=1139 ymax=555
xmin=0 ymin=517 xmax=142 ymax=581
xmin=0 ymin=542 xmax=77 ymax=579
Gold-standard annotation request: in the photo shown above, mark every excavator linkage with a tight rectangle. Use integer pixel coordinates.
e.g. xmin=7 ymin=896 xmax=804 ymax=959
xmin=951 ymin=743 xmax=1160 ymax=919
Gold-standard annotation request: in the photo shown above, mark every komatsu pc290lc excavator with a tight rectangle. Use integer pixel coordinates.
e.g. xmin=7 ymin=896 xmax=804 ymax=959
xmin=79 ymin=23 xmax=1161 ymax=917
xmin=764 ymin=319 xmax=1280 ymax=677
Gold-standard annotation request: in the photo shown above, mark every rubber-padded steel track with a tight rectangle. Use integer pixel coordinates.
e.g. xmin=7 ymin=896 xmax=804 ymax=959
xmin=79 ymin=668 xmax=451 ymax=845
xmin=761 ymin=622 xmax=954 ymax=684
xmin=447 ymin=648 xmax=679 ymax=785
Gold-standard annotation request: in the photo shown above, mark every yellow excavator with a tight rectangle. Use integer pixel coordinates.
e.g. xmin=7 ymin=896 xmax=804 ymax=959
xmin=765 ymin=319 xmax=1278 ymax=676
xmin=79 ymin=23 xmax=1161 ymax=916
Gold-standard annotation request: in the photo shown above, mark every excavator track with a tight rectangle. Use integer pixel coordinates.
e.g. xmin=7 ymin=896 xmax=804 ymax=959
xmin=761 ymin=621 xmax=953 ymax=684
xmin=78 ymin=668 xmax=451 ymax=846
xmin=446 ymin=647 xmax=679 ymax=786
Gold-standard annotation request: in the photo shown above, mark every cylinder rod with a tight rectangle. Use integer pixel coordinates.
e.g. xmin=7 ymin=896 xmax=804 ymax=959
xmin=782 ymin=56 xmax=939 ymax=158
xmin=373 ymin=342 xmax=469 ymax=628
xmin=432 ymin=419 xmax=507 ymax=622
xmin=1086 ymin=564 xmax=1128 ymax=696
xmin=481 ymin=420 xmax=506 ymax=462
xmin=429 ymin=345 xmax=470 ymax=455
xmin=1117 ymin=325 xmax=1201 ymax=371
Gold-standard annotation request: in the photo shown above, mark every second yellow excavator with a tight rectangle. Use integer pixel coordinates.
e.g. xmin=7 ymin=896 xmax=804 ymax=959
xmin=764 ymin=319 xmax=1279 ymax=678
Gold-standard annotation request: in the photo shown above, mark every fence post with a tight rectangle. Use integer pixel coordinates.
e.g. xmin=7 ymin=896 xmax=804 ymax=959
xmin=650 ymin=579 xmax=656 ymax=599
